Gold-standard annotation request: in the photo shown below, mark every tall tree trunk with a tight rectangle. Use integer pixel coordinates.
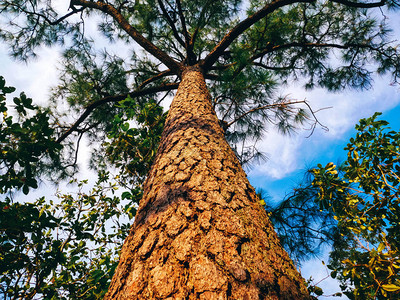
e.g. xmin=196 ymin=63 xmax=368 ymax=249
xmin=105 ymin=65 xmax=310 ymax=299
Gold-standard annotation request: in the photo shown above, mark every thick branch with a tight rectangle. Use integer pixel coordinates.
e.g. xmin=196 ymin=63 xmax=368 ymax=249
xmin=56 ymin=83 xmax=179 ymax=143
xmin=189 ymin=0 xmax=212 ymax=52
xmin=330 ymin=0 xmax=386 ymax=8
xmin=215 ymin=40 xmax=394 ymax=81
xmin=71 ymin=0 xmax=182 ymax=75
xmin=176 ymin=0 xmax=197 ymax=64
xmin=201 ymin=0 xmax=314 ymax=71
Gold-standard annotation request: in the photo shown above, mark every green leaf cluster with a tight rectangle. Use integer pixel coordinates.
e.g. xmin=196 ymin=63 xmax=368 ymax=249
xmin=0 ymin=76 xmax=62 ymax=195
xmin=103 ymin=96 xmax=166 ymax=189
xmin=312 ymin=112 xmax=400 ymax=299
xmin=0 ymin=79 xmax=146 ymax=298
xmin=0 ymin=171 xmax=136 ymax=299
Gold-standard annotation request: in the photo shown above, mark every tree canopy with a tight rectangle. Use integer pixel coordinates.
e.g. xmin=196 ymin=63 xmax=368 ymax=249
xmin=1 ymin=0 xmax=400 ymax=181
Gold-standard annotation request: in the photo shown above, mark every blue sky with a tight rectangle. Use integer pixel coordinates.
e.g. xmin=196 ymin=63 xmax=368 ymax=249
xmin=1 ymin=8 xmax=400 ymax=297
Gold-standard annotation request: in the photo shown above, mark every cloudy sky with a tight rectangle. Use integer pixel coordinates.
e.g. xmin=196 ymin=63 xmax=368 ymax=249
xmin=249 ymin=75 xmax=400 ymax=201
xmin=1 ymin=4 xmax=400 ymax=298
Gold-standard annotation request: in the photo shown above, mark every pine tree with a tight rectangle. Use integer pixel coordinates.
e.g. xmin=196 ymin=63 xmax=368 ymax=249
xmin=1 ymin=0 xmax=400 ymax=298
xmin=104 ymin=66 xmax=310 ymax=298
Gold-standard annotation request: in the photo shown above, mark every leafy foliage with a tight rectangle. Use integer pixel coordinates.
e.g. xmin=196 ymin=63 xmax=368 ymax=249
xmin=0 ymin=172 xmax=136 ymax=300
xmin=0 ymin=76 xmax=62 ymax=195
xmin=0 ymin=79 xmax=153 ymax=299
xmin=312 ymin=112 xmax=400 ymax=299
xmin=103 ymin=96 xmax=167 ymax=189
xmin=244 ymin=1 xmax=400 ymax=90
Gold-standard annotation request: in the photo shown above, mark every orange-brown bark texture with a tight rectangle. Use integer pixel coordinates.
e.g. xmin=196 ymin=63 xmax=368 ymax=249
xmin=105 ymin=66 xmax=311 ymax=299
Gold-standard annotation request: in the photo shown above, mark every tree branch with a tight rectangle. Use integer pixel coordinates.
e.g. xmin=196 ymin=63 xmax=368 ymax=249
xmin=176 ymin=0 xmax=190 ymax=45
xmin=190 ymin=0 xmax=212 ymax=53
xmin=70 ymin=0 xmax=183 ymax=75
xmin=6 ymin=2 xmax=85 ymax=25
xmin=137 ymin=69 xmax=173 ymax=90
xmin=225 ymin=40 xmax=395 ymax=80
xmin=226 ymin=100 xmax=308 ymax=128
xmin=330 ymin=0 xmax=386 ymax=8
xmin=157 ymin=0 xmax=186 ymax=48
xmin=56 ymin=83 xmax=179 ymax=143
xmin=201 ymin=0 xmax=314 ymax=71
xmin=253 ymin=62 xmax=301 ymax=71
xmin=252 ymin=41 xmax=386 ymax=61
xmin=176 ymin=0 xmax=196 ymax=64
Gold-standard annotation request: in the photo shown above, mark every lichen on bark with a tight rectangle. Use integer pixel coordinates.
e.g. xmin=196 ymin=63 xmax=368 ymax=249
xmin=105 ymin=65 xmax=311 ymax=299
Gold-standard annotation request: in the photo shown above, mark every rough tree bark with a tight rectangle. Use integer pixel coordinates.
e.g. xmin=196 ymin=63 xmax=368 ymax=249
xmin=105 ymin=65 xmax=310 ymax=299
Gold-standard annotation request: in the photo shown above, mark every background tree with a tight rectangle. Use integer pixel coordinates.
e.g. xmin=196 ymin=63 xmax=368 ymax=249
xmin=312 ymin=112 xmax=400 ymax=299
xmin=0 ymin=76 xmax=62 ymax=195
xmin=1 ymin=174 xmax=128 ymax=300
xmin=1 ymin=0 xmax=400 ymax=299
xmin=267 ymin=113 xmax=400 ymax=299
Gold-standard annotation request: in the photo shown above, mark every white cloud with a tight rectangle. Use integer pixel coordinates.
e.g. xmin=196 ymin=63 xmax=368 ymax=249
xmin=251 ymin=130 xmax=303 ymax=179
xmin=249 ymin=78 xmax=400 ymax=181
xmin=0 ymin=45 xmax=61 ymax=104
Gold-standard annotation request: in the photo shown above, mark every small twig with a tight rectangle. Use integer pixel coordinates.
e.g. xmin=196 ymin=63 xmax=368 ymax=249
xmin=64 ymin=131 xmax=84 ymax=169
xmin=301 ymin=101 xmax=329 ymax=137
